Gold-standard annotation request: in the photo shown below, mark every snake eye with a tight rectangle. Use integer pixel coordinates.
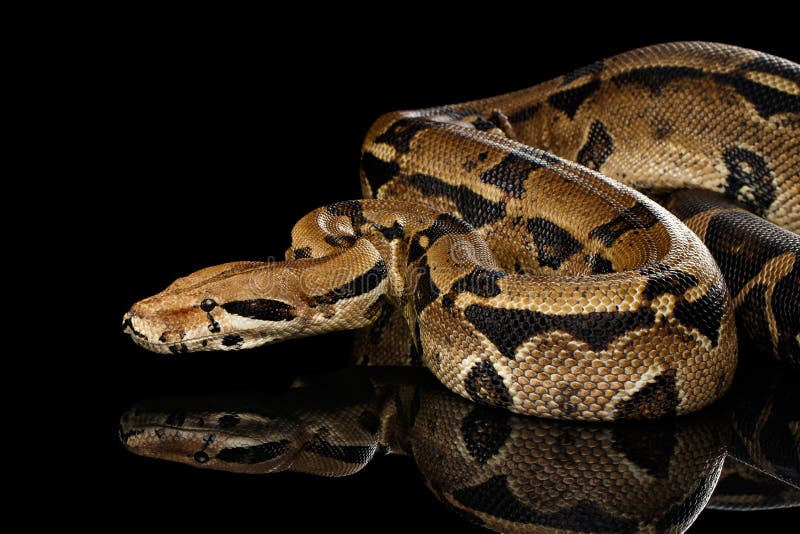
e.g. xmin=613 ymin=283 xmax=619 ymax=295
xmin=200 ymin=299 xmax=217 ymax=312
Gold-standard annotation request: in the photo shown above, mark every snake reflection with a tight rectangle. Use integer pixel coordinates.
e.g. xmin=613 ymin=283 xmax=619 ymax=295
xmin=120 ymin=364 xmax=799 ymax=533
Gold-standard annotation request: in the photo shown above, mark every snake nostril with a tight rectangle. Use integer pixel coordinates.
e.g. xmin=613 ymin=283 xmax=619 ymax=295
xmin=122 ymin=310 xmax=138 ymax=331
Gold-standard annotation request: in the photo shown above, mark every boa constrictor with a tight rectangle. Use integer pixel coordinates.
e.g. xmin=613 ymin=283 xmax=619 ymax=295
xmin=119 ymin=364 xmax=800 ymax=533
xmin=122 ymin=42 xmax=799 ymax=421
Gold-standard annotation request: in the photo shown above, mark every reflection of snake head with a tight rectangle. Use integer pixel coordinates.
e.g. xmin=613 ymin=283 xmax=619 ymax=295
xmin=121 ymin=259 xmax=358 ymax=355
xmin=120 ymin=409 xmax=298 ymax=473
xmin=412 ymin=386 xmax=728 ymax=533
xmin=119 ymin=400 xmax=305 ymax=474
xmin=119 ymin=383 xmax=382 ymax=476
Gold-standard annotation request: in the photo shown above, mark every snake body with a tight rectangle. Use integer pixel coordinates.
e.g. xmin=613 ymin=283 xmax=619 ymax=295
xmin=123 ymin=42 xmax=799 ymax=421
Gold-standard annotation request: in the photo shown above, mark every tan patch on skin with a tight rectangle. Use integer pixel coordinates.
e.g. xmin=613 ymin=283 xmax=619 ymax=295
xmin=744 ymin=70 xmax=800 ymax=96
xmin=732 ymin=251 xmax=796 ymax=351
xmin=680 ymin=207 xmax=741 ymax=241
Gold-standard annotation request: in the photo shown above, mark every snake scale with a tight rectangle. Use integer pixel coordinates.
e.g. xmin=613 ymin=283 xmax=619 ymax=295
xmin=123 ymin=42 xmax=799 ymax=421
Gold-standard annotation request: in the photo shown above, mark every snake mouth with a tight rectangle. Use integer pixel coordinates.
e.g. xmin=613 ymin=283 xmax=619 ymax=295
xmin=127 ymin=334 xmax=222 ymax=354
xmin=122 ymin=316 xmax=149 ymax=341
xmin=126 ymin=329 xmax=280 ymax=355
xmin=122 ymin=309 xmax=251 ymax=354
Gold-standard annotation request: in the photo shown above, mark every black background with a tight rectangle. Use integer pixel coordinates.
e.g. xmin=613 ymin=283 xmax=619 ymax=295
xmin=90 ymin=10 xmax=799 ymax=531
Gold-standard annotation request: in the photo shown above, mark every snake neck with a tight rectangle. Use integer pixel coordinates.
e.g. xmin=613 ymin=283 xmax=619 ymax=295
xmin=285 ymin=200 xmax=502 ymax=350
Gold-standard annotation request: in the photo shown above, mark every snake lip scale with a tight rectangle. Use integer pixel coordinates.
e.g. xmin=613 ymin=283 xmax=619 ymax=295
xmin=123 ymin=42 xmax=799 ymax=421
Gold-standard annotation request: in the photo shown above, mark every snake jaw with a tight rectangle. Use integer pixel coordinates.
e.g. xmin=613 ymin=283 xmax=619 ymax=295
xmin=122 ymin=297 xmax=213 ymax=353
xmin=122 ymin=306 xmax=289 ymax=354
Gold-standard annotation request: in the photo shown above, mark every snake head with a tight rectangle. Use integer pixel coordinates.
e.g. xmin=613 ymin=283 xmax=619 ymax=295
xmin=122 ymin=260 xmax=317 ymax=354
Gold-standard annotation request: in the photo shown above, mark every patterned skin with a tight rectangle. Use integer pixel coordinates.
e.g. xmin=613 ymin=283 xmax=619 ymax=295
xmin=123 ymin=42 xmax=799 ymax=421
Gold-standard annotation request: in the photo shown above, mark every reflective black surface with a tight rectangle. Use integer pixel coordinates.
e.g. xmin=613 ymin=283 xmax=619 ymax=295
xmin=115 ymin=363 xmax=798 ymax=533
xmin=95 ymin=17 xmax=799 ymax=532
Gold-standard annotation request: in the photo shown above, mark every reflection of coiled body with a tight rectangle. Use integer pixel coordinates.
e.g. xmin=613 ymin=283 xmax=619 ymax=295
xmin=708 ymin=364 xmax=800 ymax=511
xmin=411 ymin=387 xmax=726 ymax=533
xmin=120 ymin=366 xmax=795 ymax=533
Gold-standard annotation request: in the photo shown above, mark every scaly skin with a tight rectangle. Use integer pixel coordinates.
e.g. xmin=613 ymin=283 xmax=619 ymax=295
xmin=124 ymin=42 xmax=799 ymax=420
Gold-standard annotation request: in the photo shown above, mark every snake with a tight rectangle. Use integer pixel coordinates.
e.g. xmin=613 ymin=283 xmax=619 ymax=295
xmin=122 ymin=42 xmax=799 ymax=421
xmin=119 ymin=363 xmax=800 ymax=533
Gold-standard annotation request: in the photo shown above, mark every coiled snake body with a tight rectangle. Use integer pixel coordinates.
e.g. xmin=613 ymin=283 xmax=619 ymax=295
xmin=123 ymin=42 xmax=799 ymax=421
